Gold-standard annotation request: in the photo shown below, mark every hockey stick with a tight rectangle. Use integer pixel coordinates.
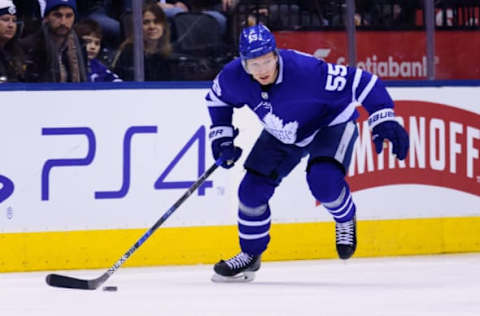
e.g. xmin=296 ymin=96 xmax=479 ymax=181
xmin=46 ymin=152 xmax=238 ymax=290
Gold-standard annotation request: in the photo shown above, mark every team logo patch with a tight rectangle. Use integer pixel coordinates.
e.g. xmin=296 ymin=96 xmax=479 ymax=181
xmin=263 ymin=113 xmax=298 ymax=144
xmin=253 ymin=101 xmax=299 ymax=144
xmin=248 ymin=29 xmax=261 ymax=43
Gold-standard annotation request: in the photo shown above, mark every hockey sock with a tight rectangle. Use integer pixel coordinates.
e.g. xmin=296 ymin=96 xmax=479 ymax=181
xmin=237 ymin=172 xmax=275 ymax=255
xmin=307 ymin=160 xmax=356 ymax=223
xmin=238 ymin=204 xmax=271 ymax=255
xmin=323 ymin=185 xmax=356 ymax=223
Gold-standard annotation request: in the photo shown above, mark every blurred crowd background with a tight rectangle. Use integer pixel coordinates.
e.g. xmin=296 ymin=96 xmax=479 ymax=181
xmin=0 ymin=0 xmax=479 ymax=83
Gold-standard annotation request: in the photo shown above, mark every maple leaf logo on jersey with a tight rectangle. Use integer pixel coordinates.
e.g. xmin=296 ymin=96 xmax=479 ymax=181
xmin=253 ymin=101 xmax=272 ymax=118
xmin=263 ymin=113 xmax=298 ymax=144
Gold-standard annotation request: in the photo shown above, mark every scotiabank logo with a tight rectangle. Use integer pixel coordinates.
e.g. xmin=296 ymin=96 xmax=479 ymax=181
xmin=348 ymin=101 xmax=480 ymax=196
xmin=337 ymin=55 xmax=431 ymax=79
xmin=314 ymin=50 xmax=431 ymax=79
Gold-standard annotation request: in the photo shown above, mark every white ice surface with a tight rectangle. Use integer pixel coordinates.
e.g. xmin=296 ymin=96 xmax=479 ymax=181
xmin=1 ymin=253 xmax=479 ymax=316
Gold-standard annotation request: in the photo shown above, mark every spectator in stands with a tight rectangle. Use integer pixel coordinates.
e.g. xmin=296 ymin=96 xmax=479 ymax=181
xmin=123 ymin=0 xmax=191 ymax=18
xmin=234 ymin=0 xmax=269 ymax=26
xmin=355 ymin=0 xmax=418 ymax=28
xmin=75 ymin=18 xmax=121 ymax=82
xmin=78 ymin=0 xmax=122 ymax=48
xmin=221 ymin=0 xmax=238 ymax=11
xmin=0 ymin=0 xmax=25 ymax=82
xmin=399 ymin=0 xmax=422 ymax=27
xmin=11 ymin=0 xmax=42 ymax=37
xmin=230 ymin=0 xmax=320 ymax=30
xmin=233 ymin=1 xmax=338 ymax=29
xmin=157 ymin=0 xmax=190 ymax=17
xmin=112 ymin=2 xmax=173 ymax=81
xmin=20 ymin=0 xmax=87 ymax=82
xmin=37 ymin=0 xmax=122 ymax=48
xmin=189 ymin=0 xmax=228 ymax=36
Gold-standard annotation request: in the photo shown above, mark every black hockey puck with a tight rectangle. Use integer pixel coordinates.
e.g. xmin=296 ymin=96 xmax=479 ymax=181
xmin=102 ymin=286 xmax=118 ymax=291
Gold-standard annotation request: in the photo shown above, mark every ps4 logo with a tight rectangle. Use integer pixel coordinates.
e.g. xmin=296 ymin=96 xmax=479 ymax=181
xmin=0 ymin=175 xmax=14 ymax=204
xmin=0 ymin=125 xmax=212 ymax=204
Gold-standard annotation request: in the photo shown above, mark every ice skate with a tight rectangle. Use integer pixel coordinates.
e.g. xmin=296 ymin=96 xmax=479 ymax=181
xmin=336 ymin=215 xmax=357 ymax=259
xmin=211 ymin=252 xmax=261 ymax=283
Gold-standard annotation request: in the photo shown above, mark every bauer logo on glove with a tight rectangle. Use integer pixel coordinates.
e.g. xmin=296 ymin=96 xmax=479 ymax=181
xmin=368 ymin=109 xmax=409 ymax=160
xmin=209 ymin=126 xmax=242 ymax=169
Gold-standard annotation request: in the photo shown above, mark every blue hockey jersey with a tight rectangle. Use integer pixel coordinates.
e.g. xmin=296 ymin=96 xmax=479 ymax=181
xmin=88 ymin=59 xmax=122 ymax=83
xmin=206 ymin=49 xmax=394 ymax=146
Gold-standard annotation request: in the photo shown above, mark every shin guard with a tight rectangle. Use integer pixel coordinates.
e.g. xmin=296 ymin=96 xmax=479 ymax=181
xmin=307 ymin=161 xmax=356 ymax=223
xmin=237 ymin=172 xmax=275 ymax=255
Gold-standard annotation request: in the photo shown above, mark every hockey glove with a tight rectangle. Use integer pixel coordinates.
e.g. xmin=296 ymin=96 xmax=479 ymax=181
xmin=369 ymin=109 xmax=409 ymax=160
xmin=209 ymin=125 xmax=242 ymax=169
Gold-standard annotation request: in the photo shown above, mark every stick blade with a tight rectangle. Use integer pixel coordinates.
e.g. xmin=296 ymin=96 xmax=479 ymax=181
xmin=46 ymin=273 xmax=95 ymax=290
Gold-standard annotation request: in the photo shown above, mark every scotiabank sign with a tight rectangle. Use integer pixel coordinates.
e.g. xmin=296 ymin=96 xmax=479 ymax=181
xmin=274 ymin=31 xmax=480 ymax=80
xmin=348 ymin=101 xmax=480 ymax=196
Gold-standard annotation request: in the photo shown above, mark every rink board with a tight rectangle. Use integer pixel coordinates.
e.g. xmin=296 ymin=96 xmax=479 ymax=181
xmin=0 ymin=83 xmax=479 ymax=272
xmin=1 ymin=217 xmax=480 ymax=272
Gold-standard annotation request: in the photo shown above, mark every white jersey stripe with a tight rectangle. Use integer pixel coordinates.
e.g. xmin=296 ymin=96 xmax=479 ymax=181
xmin=327 ymin=69 xmax=363 ymax=127
xmin=357 ymin=74 xmax=378 ymax=104
xmin=334 ymin=121 xmax=356 ymax=163
xmin=328 ymin=101 xmax=358 ymax=126
xmin=206 ymin=100 xmax=230 ymax=107
xmin=295 ymin=129 xmax=320 ymax=147
xmin=351 ymin=69 xmax=363 ymax=102
xmin=206 ymin=90 xmax=229 ymax=107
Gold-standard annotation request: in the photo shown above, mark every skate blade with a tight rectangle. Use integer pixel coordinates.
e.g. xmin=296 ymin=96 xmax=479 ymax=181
xmin=211 ymin=271 xmax=256 ymax=283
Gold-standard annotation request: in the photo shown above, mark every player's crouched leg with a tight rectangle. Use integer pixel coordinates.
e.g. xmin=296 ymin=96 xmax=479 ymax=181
xmin=212 ymin=172 xmax=275 ymax=282
xmin=306 ymin=160 xmax=357 ymax=260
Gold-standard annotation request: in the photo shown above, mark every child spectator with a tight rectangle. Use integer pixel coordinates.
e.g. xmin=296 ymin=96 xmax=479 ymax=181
xmin=0 ymin=0 xmax=25 ymax=82
xmin=75 ymin=18 xmax=121 ymax=82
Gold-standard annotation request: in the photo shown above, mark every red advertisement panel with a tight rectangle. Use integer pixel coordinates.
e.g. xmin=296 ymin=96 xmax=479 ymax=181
xmin=274 ymin=31 xmax=480 ymax=80
xmin=348 ymin=101 xmax=480 ymax=196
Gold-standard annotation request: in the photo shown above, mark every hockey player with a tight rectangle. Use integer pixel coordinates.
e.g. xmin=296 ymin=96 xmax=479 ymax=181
xmin=206 ymin=24 xmax=409 ymax=282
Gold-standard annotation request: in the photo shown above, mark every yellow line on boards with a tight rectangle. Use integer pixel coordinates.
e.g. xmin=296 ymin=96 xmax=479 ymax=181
xmin=1 ymin=217 xmax=479 ymax=273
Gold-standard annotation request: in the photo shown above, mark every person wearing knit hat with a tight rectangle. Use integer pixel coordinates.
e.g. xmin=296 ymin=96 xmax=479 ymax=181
xmin=0 ymin=0 xmax=16 ymax=47
xmin=0 ymin=0 xmax=25 ymax=82
xmin=43 ymin=2 xmax=76 ymax=40
xmin=0 ymin=0 xmax=15 ymax=18
xmin=19 ymin=0 xmax=87 ymax=82
xmin=42 ymin=0 xmax=77 ymax=19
